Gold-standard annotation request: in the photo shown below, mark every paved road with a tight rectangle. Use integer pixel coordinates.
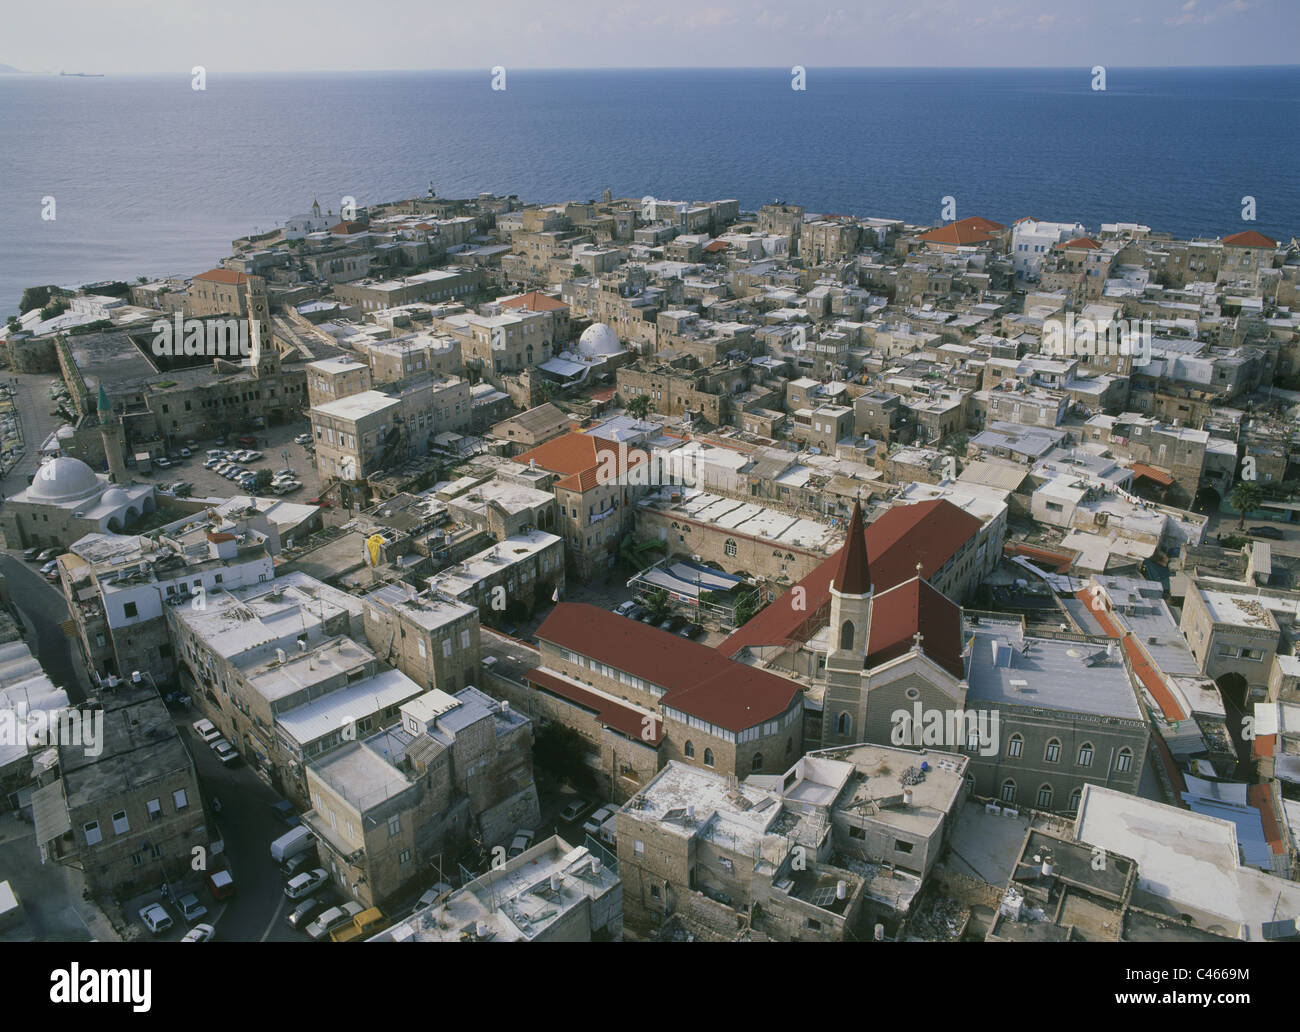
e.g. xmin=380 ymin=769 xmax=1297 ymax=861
xmin=0 ymin=372 xmax=63 ymax=499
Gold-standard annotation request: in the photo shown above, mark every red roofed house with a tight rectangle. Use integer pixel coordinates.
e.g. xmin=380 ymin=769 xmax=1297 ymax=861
xmin=914 ymin=216 xmax=1008 ymax=252
xmin=517 ymin=430 xmax=659 ymax=578
xmin=527 ymin=602 xmax=805 ymax=797
xmin=186 ymin=268 xmax=250 ymax=317
xmin=498 ymin=291 xmax=571 ymax=347
xmin=1219 ymin=229 xmax=1279 ymax=287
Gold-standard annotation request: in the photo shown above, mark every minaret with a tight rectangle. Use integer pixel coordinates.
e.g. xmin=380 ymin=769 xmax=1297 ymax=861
xmin=826 ymin=501 xmax=872 ymax=673
xmin=97 ymin=386 xmax=128 ymax=484
xmin=244 ymin=275 xmax=279 ymax=379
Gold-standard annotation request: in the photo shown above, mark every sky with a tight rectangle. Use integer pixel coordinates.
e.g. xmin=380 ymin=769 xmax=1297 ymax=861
xmin=3 ymin=0 xmax=1296 ymax=75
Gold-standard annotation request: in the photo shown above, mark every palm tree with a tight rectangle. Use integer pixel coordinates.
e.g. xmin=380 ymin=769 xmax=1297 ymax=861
xmin=627 ymin=394 xmax=651 ymax=420
xmin=1229 ymin=481 xmax=1262 ymax=529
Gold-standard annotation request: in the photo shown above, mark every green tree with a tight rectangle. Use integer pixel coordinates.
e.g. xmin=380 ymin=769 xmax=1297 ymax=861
xmin=5 ymin=318 xmax=18 ymax=333
xmin=252 ymin=469 xmax=273 ymax=493
xmin=1229 ymin=481 xmax=1262 ymax=529
xmin=645 ymin=587 xmax=671 ymax=621
xmin=19 ymin=286 xmax=52 ymax=313
xmin=626 ymin=394 xmax=651 ymax=420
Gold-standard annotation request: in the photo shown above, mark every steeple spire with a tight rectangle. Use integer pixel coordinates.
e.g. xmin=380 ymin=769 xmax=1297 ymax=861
xmin=832 ymin=502 xmax=871 ymax=596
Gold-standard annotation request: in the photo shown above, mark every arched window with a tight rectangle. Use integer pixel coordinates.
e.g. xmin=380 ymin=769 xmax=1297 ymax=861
xmin=703 ymin=748 xmax=714 ymax=768
xmin=1078 ymin=742 xmax=1094 ymax=767
xmin=1000 ymin=779 xmax=1017 ymax=803
xmin=836 ymin=712 xmax=851 ymax=737
xmin=1044 ymin=738 xmax=1061 ymax=763
xmin=751 ymin=753 xmax=763 ymax=771
xmin=683 ymin=740 xmax=694 ymax=758
xmin=1115 ymin=748 xmax=1132 ymax=772
xmin=1069 ymin=789 xmax=1082 ymax=811
xmin=1036 ymin=784 xmax=1054 ymax=809
xmin=839 ymin=620 xmax=854 ymax=650
xmin=1007 ymin=734 xmax=1023 ymax=758
xmin=724 ymin=539 xmax=737 ymax=557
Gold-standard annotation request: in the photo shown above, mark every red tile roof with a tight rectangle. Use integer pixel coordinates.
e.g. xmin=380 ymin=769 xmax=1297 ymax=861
xmin=535 ymin=603 xmax=803 ymax=733
xmin=831 ymin=502 xmax=870 ymax=595
xmin=516 ymin=431 xmax=641 ymax=493
xmin=330 ymin=220 xmax=368 ymax=234
xmin=1247 ymin=783 xmax=1284 ymax=855
xmin=1057 ymin=237 xmax=1101 ymax=250
xmin=1129 ymin=462 xmax=1174 ymax=487
xmin=865 ymin=577 xmax=965 ymax=678
xmin=525 ymin=666 xmax=663 ymax=745
xmin=193 ymin=269 xmax=249 ymax=286
xmin=500 ymin=291 xmax=569 ymax=312
xmin=703 ymin=240 xmax=729 ymax=253
xmin=720 ymin=499 xmax=981 ymax=658
xmin=916 ymin=216 xmax=1006 ymax=247
xmin=1002 ymin=541 xmax=1075 ymax=573
xmin=1223 ymin=230 xmax=1277 ymax=248
xmin=1075 ymin=588 xmax=1186 ymax=722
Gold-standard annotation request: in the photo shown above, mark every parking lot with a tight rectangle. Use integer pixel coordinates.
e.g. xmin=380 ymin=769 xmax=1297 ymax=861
xmin=147 ymin=419 xmax=324 ymax=506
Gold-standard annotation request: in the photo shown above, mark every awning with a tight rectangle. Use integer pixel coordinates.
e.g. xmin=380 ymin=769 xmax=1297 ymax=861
xmin=31 ymin=779 xmax=72 ymax=846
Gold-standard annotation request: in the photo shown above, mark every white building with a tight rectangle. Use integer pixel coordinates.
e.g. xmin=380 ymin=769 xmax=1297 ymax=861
xmin=1012 ymin=219 xmax=1088 ymax=281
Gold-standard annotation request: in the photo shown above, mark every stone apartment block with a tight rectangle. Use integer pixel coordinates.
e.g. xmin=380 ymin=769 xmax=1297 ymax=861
xmin=1180 ymin=582 xmax=1282 ymax=699
xmin=360 ymin=582 xmax=482 ymax=696
xmin=186 ymin=268 xmax=249 ymax=317
xmin=306 ymin=355 xmax=373 ymax=409
xmin=31 ymin=681 xmax=209 ymax=899
xmin=303 ymin=687 xmax=540 ymax=907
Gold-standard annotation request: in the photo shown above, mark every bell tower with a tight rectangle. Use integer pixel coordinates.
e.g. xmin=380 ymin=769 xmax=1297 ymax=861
xmin=244 ymin=275 xmax=279 ymax=379
xmin=826 ymin=502 xmax=872 ymax=675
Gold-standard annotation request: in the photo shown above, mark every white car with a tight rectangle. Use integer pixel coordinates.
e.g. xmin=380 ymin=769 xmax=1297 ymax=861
xmin=40 ymin=559 xmax=59 ymax=576
xmin=416 ymin=882 xmax=454 ymax=910
xmin=306 ymin=901 xmax=363 ymax=940
xmin=211 ymin=738 xmax=239 ymax=765
xmin=507 ymin=829 xmax=535 ymax=859
xmin=139 ymin=902 xmax=173 ymax=934
xmin=582 ymin=806 xmax=615 ymax=836
xmin=192 ymin=719 xmax=222 ymax=744
xmin=180 ymin=923 xmax=215 ymax=942
xmin=284 ymin=868 xmax=328 ymax=900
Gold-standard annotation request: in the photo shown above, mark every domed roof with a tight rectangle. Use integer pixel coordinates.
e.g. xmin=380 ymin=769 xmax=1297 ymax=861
xmin=101 ymin=487 xmax=130 ymax=507
xmin=578 ymin=322 xmax=623 ymax=358
xmin=56 ymin=425 xmax=76 ymax=440
xmin=27 ymin=456 xmax=103 ymax=504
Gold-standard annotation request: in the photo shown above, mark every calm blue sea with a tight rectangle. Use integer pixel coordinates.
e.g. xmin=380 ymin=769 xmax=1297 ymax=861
xmin=1 ymin=66 xmax=1296 ymax=315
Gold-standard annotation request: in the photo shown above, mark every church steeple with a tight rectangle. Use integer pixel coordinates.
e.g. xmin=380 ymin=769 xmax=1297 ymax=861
xmin=827 ymin=502 xmax=872 ymax=669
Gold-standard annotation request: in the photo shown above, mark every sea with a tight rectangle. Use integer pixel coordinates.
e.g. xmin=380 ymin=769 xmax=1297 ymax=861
xmin=1 ymin=65 xmax=1296 ymax=315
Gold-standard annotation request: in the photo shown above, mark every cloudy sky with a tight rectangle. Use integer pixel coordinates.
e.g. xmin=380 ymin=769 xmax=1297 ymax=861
xmin=6 ymin=0 xmax=1295 ymax=75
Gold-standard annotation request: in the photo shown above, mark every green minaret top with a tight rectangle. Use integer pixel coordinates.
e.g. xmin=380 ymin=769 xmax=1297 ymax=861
xmin=97 ymin=385 xmax=112 ymax=414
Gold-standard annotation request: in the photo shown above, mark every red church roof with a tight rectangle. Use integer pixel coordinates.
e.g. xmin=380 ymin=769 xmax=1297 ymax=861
xmin=916 ymin=216 xmax=1006 ymax=247
xmin=865 ymin=577 xmax=965 ymax=678
xmin=535 ymin=604 xmax=803 ymax=733
xmin=719 ymin=499 xmax=981 ymax=659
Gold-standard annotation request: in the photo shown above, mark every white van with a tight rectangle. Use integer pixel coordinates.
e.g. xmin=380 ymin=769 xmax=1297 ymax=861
xmin=270 ymin=825 xmax=314 ymax=865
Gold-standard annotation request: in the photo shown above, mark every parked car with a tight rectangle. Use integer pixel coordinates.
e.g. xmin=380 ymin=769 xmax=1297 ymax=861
xmin=679 ymin=623 xmax=703 ymax=639
xmin=40 ymin=559 xmax=59 ymax=576
xmin=22 ymin=547 xmax=41 ymax=561
xmin=191 ymin=718 xmax=221 ymax=744
xmin=559 ymin=798 xmax=590 ymax=823
xmin=273 ymin=468 xmax=295 ymax=480
xmin=665 ymin=615 xmax=687 ymax=633
xmin=36 ymin=548 xmax=56 ymax=562
xmin=177 ymin=892 xmax=208 ymax=923
xmin=615 ymin=600 xmax=637 ymax=616
xmin=284 ymin=868 xmax=329 ymax=900
xmin=207 ymin=867 xmax=236 ymax=901
xmin=138 ymin=902 xmax=173 ymax=935
xmin=627 ymin=605 xmax=647 ymax=621
xmin=306 ymin=901 xmax=364 ymax=940
xmin=179 ymin=447 xmax=192 ymax=458
xmin=172 ymin=482 xmax=192 ymax=497
xmin=154 ymin=456 xmax=172 ymax=468
xmin=416 ymin=883 xmax=454 ymax=910
xmin=281 ymin=851 xmax=316 ymax=878
xmin=276 ymin=481 xmax=303 ymax=494
xmin=286 ymin=898 xmax=323 ymax=929
xmin=180 ymin=923 xmax=215 ymax=942
xmin=294 ymin=433 xmax=313 ymax=445
xmin=582 ymin=805 xmax=615 ymax=836
xmin=271 ymin=799 xmax=301 ymax=827
xmin=237 ymin=436 xmax=257 ymax=447
xmin=1249 ymin=525 xmax=1284 ymax=540
xmin=507 ymin=829 xmax=535 ymax=859
xmin=244 ymin=450 xmax=263 ymax=461
xmin=211 ymin=739 xmax=239 ymax=766
xmin=307 ymin=498 xmax=332 ymax=508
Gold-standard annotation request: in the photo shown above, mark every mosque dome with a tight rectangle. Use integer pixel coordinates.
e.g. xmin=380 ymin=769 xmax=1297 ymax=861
xmin=26 ymin=456 xmax=103 ymax=504
xmin=577 ymin=322 xmax=624 ymax=358
xmin=101 ymin=487 xmax=130 ymax=507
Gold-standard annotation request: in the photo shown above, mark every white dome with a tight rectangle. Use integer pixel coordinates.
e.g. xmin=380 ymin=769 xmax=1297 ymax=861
xmin=56 ymin=425 xmax=76 ymax=440
xmin=101 ymin=488 xmax=130 ymax=507
xmin=578 ymin=322 xmax=623 ymax=358
xmin=27 ymin=456 xmax=103 ymax=504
